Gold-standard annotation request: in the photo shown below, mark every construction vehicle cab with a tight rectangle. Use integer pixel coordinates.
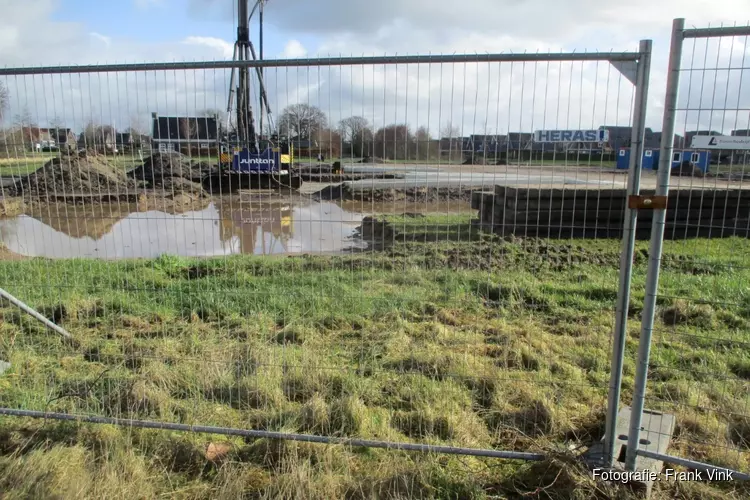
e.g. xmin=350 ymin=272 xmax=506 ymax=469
xmin=216 ymin=134 xmax=300 ymax=189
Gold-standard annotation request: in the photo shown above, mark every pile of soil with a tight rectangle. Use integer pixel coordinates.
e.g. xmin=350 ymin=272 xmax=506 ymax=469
xmin=127 ymin=152 xmax=218 ymax=186
xmin=301 ymin=173 xmax=401 ymax=182
xmin=672 ymin=160 xmax=705 ymax=178
xmin=312 ymin=184 xmax=472 ymax=202
xmin=8 ymin=152 xmax=137 ymax=198
xmin=347 ymin=187 xmax=474 ymax=203
xmin=311 ymin=183 xmax=352 ymax=201
xmin=298 ymin=164 xmax=334 ymax=175
xmin=0 ymin=197 xmax=25 ymax=216
xmin=358 ymin=157 xmax=387 ymax=164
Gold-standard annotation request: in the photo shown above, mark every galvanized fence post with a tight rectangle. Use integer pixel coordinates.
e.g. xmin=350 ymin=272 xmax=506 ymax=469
xmin=623 ymin=18 xmax=681 ymax=471
xmin=604 ymin=38 xmax=653 ymax=466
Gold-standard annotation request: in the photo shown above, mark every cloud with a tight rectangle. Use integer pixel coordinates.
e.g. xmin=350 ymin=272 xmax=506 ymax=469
xmin=182 ymin=36 xmax=234 ymax=59
xmin=2 ymin=0 xmax=750 ymax=138
xmin=192 ymin=0 xmax=750 ymax=48
xmin=280 ymin=40 xmax=307 ymax=59
xmin=90 ymin=32 xmax=112 ymax=47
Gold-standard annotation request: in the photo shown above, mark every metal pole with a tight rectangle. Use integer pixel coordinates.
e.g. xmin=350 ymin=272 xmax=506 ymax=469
xmin=0 ymin=408 xmax=546 ymax=461
xmin=636 ymin=449 xmax=750 ymax=481
xmin=603 ymin=38 xmax=652 ymax=466
xmin=0 ymin=288 xmax=72 ymax=340
xmin=259 ymin=0 xmax=264 ymax=140
xmin=0 ymin=53 xmax=642 ymax=76
xmin=683 ymin=25 xmax=750 ymax=39
xmin=625 ymin=19 xmax=684 ymax=471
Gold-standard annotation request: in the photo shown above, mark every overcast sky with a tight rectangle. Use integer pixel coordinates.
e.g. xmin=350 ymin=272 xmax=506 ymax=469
xmin=2 ymin=0 xmax=750 ymax=136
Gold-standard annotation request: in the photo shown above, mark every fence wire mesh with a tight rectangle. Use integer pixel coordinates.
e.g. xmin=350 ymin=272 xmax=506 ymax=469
xmin=0 ymin=50 xmax=659 ymax=495
xmin=629 ymin=23 xmax=750 ymax=477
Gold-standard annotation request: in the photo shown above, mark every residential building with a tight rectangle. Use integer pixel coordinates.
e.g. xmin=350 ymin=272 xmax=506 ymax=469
xmin=21 ymin=127 xmax=77 ymax=151
xmin=151 ymin=113 xmax=220 ymax=155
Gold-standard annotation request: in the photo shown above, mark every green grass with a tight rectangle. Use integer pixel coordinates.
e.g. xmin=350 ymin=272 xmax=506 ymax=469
xmin=0 ymin=154 xmax=220 ymax=177
xmin=0 ymin=218 xmax=748 ymax=498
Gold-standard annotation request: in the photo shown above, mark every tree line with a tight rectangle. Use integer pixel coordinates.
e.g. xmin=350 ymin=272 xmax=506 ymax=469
xmin=0 ymin=81 xmax=453 ymax=160
xmin=276 ymin=103 xmax=449 ymax=160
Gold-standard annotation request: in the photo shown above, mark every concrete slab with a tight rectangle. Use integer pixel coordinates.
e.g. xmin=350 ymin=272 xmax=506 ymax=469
xmin=585 ymin=406 xmax=675 ymax=498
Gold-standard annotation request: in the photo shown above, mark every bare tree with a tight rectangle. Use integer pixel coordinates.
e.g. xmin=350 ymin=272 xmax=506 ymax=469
xmin=414 ymin=126 xmax=435 ymax=161
xmin=13 ymin=107 xmax=36 ymax=128
xmin=129 ymin=114 xmax=147 ymax=135
xmin=49 ymin=116 xmax=66 ymax=129
xmin=278 ymin=103 xmax=327 ymax=140
xmin=374 ymin=124 xmax=413 ymax=160
xmin=179 ymin=117 xmax=198 ymax=140
xmin=312 ymin=128 xmax=342 ymax=158
xmin=83 ymin=120 xmax=115 ymax=152
xmin=0 ymin=82 xmax=8 ymax=123
xmin=440 ymin=122 xmax=461 ymax=139
xmin=339 ymin=116 xmax=373 ymax=157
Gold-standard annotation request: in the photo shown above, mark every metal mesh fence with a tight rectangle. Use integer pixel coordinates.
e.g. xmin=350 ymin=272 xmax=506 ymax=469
xmin=625 ymin=21 xmax=750 ymax=479
xmin=0 ymin=55 xmax=645 ymax=462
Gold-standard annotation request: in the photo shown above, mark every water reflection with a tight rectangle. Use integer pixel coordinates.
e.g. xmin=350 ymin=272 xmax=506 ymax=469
xmin=0 ymin=198 xmax=368 ymax=259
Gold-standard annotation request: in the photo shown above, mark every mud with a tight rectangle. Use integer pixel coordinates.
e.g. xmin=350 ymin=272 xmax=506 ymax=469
xmin=358 ymin=157 xmax=387 ymax=164
xmin=300 ymin=173 xmax=400 ymax=182
xmin=0 ymin=198 xmax=25 ymax=217
xmin=312 ymin=183 xmax=474 ymax=203
xmin=8 ymin=152 xmax=138 ymax=198
xmin=127 ymin=152 xmax=218 ymax=185
xmin=0 ymin=243 xmax=25 ymax=261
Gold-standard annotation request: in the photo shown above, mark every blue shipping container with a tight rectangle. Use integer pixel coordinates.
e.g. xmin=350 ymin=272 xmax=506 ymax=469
xmin=670 ymin=150 xmax=711 ymax=173
xmin=616 ymin=148 xmax=660 ymax=170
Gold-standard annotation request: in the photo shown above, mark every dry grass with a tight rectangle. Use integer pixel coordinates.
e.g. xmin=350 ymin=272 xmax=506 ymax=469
xmin=0 ymin=226 xmax=749 ymax=497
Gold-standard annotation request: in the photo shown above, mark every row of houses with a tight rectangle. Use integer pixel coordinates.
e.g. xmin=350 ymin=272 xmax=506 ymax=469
xmin=18 ymin=126 xmax=150 ymax=153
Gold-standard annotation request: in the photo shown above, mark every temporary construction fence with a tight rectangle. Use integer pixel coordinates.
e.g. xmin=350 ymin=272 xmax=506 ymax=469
xmin=0 ymin=17 xmax=746 ymax=492
xmin=623 ymin=19 xmax=750 ymax=481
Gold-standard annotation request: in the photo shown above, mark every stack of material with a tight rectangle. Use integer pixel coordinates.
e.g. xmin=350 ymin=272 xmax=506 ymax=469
xmin=472 ymin=186 xmax=750 ymax=239
xmin=127 ymin=152 xmax=217 ymax=186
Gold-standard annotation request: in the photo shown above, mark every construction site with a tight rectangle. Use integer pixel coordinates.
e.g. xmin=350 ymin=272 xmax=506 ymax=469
xmin=0 ymin=7 xmax=749 ymax=499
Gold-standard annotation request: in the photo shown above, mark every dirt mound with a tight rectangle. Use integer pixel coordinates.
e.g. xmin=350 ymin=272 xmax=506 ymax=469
xmin=9 ymin=152 xmax=137 ymax=198
xmin=128 ymin=152 xmax=218 ymax=186
xmin=672 ymin=160 xmax=705 ymax=178
xmin=311 ymin=183 xmax=352 ymax=201
xmin=312 ymin=184 xmax=472 ymax=202
xmin=358 ymin=157 xmax=387 ymax=164
xmin=153 ymin=177 xmax=207 ymax=197
xmin=298 ymin=164 xmax=334 ymax=175
xmin=347 ymin=187 xmax=473 ymax=203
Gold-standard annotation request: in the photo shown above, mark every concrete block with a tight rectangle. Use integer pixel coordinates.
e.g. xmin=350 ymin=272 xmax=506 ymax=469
xmin=584 ymin=406 xmax=675 ymax=498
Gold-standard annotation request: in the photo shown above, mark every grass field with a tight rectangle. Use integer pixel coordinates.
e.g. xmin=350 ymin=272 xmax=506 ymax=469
xmin=0 ymin=154 xmax=143 ymax=177
xmin=0 ymin=154 xmax=220 ymax=177
xmin=0 ymin=215 xmax=748 ymax=498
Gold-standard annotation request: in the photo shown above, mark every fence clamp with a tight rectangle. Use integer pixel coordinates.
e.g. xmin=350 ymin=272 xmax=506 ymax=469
xmin=628 ymin=195 xmax=667 ymax=210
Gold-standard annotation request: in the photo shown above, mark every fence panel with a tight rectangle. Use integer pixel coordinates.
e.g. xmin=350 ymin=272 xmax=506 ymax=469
xmin=626 ymin=19 xmax=750 ymax=480
xmin=0 ymin=48 xmax=647 ymax=495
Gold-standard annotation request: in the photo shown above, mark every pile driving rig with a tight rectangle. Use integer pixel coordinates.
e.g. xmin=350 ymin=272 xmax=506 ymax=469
xmin=208 ymin=0 xmax=301 ymax=191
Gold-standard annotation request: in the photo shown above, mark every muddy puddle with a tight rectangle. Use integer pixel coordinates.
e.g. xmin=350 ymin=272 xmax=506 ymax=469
xmin=0 ymin=197 xmax=471 ymax=259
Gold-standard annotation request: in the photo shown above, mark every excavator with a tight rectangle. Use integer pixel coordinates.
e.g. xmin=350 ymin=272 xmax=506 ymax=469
xmin=207 ymin=0 xmax=302 ymax=191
